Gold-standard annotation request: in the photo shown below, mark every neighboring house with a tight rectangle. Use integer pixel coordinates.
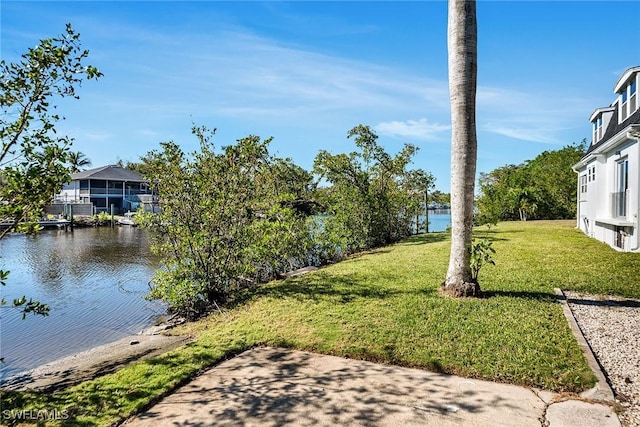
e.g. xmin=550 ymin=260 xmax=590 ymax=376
xmin=56 ymin=165 xmax=157 ymax=214
xmin=572 ymin=66 xmax=640 ymax=252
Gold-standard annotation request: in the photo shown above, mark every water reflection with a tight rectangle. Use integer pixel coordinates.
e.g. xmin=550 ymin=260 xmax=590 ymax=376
xmin=0 ymin=227 xmax=163 ymax=381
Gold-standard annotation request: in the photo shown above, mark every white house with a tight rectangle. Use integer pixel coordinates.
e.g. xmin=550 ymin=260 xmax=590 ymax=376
xmin=572 ymin=66 xmax=640 ymax=252
xmin=56 ymin=165 xmax=155 ymax=214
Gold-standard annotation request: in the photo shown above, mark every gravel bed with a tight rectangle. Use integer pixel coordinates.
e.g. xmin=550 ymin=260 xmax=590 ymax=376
xmin=565 ymin=291 xmax=640 ymax=427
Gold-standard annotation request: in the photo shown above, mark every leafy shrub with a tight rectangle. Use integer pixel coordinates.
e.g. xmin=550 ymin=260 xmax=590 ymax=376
xmin=470 ymin=239 xmax=496 ymax=281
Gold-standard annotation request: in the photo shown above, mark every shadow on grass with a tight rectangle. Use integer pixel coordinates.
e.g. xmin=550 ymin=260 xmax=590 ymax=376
xmin=259 ymin=273 xmax=437 ymax=303
xmin=0 ymin=340 xmax=255 ymax=426
xmin=402 ymin=231 xmax=511 ymax=245
xmin=401 ymin=232 xmax=449 ymax=245
xmin=473 ymin=235 xmax=511 ymax=242
xmin=565 ymin=296 xmax=640 ymax=308
xmin=485 ymin=290 xmax=640 ymax=307
xmin=482 ymin=290 xmax=562 ymax=303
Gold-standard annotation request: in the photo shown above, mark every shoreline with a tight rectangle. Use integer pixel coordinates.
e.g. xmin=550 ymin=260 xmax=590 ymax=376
xmin=1 ymin=323 xmax=191 ymax=392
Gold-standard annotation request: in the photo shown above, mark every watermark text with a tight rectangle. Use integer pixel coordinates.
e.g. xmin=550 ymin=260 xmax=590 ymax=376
xmin=2 ymin=409 xmax=69 ymax=421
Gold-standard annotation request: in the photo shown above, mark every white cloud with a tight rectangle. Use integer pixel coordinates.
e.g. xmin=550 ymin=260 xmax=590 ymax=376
xmin=477 ymin=85 xmax=589 ymax=144
xmin=87 ymin=25 xmax=451 ymax=129
xmin=375 ymin=118 xmax=450 ymax=141
xmin=137 ymin=129 xmax=160 ymax=138
xmin=485 ymin=125 xmax=561 ymax=144
xmin=64 ymin=128 xmax=111 ymax=143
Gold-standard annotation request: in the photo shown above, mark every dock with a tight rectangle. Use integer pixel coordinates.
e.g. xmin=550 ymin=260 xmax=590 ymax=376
xmin=0 ymin=219 xmax=71 ymax=231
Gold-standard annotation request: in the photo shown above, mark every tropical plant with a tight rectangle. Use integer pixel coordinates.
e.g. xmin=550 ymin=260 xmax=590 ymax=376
xmin=469 ymin=239 xmax=496 ymax=281
xmin=67 ymin=151 xmax=92 ymax=172
xmin=442 ymin=0 xmax=480 ymax=297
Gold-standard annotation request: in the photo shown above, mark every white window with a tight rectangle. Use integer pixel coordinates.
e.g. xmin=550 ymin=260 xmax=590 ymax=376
xmin=613 ymin=158 xmax=628 ymax=217
xmin=620 ymin=78 xmax=638 ymax=122
xmin=592 ymin=115 xmax=604 ymax=142
xmin=617 ymin=158 xmax=628 ymax=193
xmin=580 ymin=174 xmax=587 ymax=194
xmin=630 ymin=79 xmax=637 ymax=115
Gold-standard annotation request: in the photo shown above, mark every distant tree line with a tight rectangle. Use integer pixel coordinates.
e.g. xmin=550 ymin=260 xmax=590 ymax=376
xmin=138 ymin=124 xmax=436 ymax=318
xmin=475 ymin=140 xmax=587 ymax=224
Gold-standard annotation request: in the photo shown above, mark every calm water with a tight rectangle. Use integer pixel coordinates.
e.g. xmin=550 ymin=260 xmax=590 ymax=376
xmin=0 ymin=227 xmax=164 ymax=381
xmin=426 ymin=210 xmax=451 ymax=232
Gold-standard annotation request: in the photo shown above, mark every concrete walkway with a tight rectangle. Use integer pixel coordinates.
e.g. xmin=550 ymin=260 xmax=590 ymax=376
xmin=123 ymin=346 xmax=620 ymax=427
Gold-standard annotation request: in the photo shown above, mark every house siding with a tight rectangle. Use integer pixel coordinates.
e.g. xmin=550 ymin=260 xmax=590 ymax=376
xmin=574 ymin=67 xmax=640 ymax=252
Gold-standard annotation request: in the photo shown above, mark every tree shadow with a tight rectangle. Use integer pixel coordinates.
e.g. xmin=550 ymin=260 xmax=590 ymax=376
xmin=126 ymin=346 xmax=537 ymax=426
xmin=564 ymin=296 xmax=640 ymax=308
xmin=257 ymin=272 xmax=436 ymax=303
xmin=482 ymin=290 xmax=562 ymax=303
xmin=469 ymin=230 xmax=511 ymax=242
xmin=486 ymin=290 xmax=640 ymax=308
xmin=401 ymin=232 xmax=449 ymax=245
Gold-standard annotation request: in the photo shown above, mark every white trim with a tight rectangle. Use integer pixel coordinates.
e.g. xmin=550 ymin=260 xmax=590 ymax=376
xmin=613 ymin=66 xmax=640 ymax=94
xmin=589 ymin=106 xmax=614 ymax=122
xmin=595 ymin=218 xmax=635 ymax=227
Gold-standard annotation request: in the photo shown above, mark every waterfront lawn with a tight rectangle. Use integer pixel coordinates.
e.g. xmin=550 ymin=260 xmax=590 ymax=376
xmin=3 ymin=220 xmax=640 ymax=426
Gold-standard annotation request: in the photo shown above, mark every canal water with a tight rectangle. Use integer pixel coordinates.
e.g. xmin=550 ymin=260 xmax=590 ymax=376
xmin=0 ymin=227 xmax=164 ymax=381
xmin=0 ymin=211 xmax=451 ymax=382
xmin=426 ymin=209 xmax=451 ymax=232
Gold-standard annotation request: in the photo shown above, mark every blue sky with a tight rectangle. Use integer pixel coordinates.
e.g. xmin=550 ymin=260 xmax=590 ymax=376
xmin=2 ymin=1 xmax=639 ymax=192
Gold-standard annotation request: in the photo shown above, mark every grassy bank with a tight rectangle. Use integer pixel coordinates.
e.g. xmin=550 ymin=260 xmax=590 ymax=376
xmin=3 ymin=220 xmax=639 ymax=426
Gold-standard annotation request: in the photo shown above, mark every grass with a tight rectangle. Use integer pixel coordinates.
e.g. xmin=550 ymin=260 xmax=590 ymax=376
xmin=3 ymin=220 xmax=640 ymax=426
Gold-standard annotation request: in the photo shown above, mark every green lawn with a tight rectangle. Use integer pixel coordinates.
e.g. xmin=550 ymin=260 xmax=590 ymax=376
xmin=3 ymin=220 xmax=639 ymax=426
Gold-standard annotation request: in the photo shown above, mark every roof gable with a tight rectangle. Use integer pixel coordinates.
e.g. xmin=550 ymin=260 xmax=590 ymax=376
xmin=589 ymin=106 xmax=614 ymax=123
xmin=71 ymin=165 xmax=144 ymax=182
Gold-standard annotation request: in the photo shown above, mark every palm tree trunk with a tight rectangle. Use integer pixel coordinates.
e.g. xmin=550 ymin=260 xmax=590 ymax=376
xmin=441 ymin=0 xmax=480 ymax=297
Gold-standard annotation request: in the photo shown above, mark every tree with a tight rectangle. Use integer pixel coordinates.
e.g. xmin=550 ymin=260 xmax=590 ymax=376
xmin=477 ymin=165 xmax=527 ymax=221
xmin=0 ymin=25 xmax=101 ymax=324
xmin=404 ymin=169 xmax=436 ymax=233
xmin=524 ymin=140 xmax=587 ymax=219
xmin=476 ymin=141 xmax=587 ymax=222
xmin=139 ymin=127 xmax=315 ymax=319
xmin=430 ymin=190 xmax=451 ymax=206
xmin=0 ymin=23 xmax=102 ymax=236
xmin=442 ymin=0 xmax=480 ymax=297
xmin=313 ymin=125 xmax=427 ymax=257
xmin=67 ymin=151 xmax=92 ymax=172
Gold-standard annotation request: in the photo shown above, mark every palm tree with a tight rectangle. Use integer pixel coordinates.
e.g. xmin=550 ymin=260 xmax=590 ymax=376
xmin=68 ymin=151 xmax=92 ymax=173
xmin=441 ymin=0 xmax=480 ymax=297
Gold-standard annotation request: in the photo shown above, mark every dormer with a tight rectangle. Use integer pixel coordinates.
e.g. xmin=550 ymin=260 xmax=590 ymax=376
xmin=614 ymin=66 xmax=640 ymax=123
xmin=589 ymin=106 xmax=614 ymax=143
